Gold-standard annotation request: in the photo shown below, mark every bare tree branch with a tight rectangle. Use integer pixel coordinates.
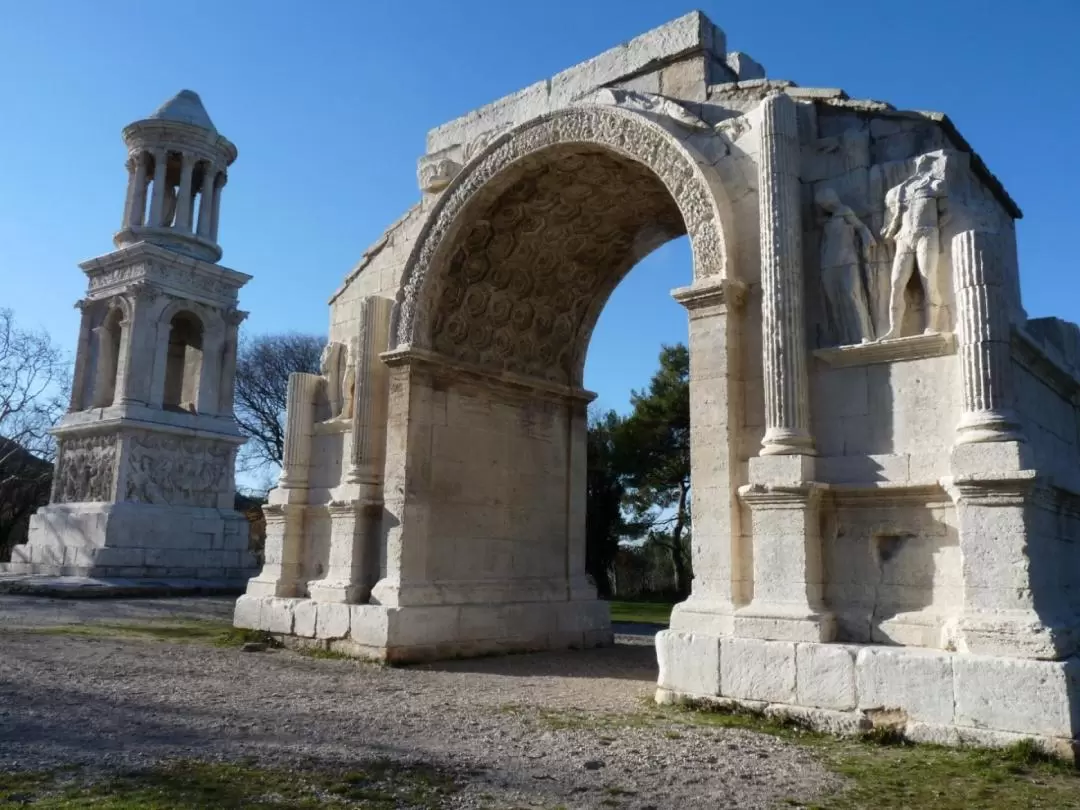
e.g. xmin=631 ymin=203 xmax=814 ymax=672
xmin=0 ymin=308 xmax=69 ymax=558
xmin=234 ymin=331 xmax=324 ymax=479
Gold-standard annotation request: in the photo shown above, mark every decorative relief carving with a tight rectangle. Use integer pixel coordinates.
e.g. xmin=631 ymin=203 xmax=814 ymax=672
xmin=52 ymin=435 xmax=116 ymax=503
xmin=579 ymin=88 xmax=710 ymax=131
xmin=319 ymin=341 xmax=352 ymax=419
xmin=879 ymin=152 xmax=950 ymax=340
xmin=123 ymin=432 xmax=231 ymax=508
xmin=394 ymin=106 xmax=731 ymax=360
xmin=418 ymin=157 xmax=462 ymax=193
xmin=816 ymin=187 xmax=877 ymax=346
xmin=426 ymin=147 xmax=684 ymax=383
xmin=88 ymin=264 xmax=146 ymax=293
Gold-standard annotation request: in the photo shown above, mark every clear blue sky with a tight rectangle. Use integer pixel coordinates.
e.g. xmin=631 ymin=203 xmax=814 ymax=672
xmin=1 ymin=1 xmax=1077 ymax=415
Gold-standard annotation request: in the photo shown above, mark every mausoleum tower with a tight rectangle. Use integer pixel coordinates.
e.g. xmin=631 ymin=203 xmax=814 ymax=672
xmin=4 ymin=90 xmax=256 ymax=583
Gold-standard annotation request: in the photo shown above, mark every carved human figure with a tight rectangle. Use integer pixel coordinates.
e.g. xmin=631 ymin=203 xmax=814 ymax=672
xmin=319 ymin=341 xmax=346 ymax=419
xmin=340 ymin=336 xmax=358 ymax=420
xmin=879 ymin=154 xmax=950 ymax=340
xmin=815 ymin=187 xmax=876 ymax=346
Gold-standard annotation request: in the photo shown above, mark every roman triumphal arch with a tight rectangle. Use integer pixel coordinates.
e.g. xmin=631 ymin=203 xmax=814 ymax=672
xmin=238 ymin=13 xmax=1080 ymax=753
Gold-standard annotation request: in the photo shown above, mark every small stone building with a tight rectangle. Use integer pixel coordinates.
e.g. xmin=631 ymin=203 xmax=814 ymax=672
xmin=235 ymin=14 xmax=1080 ymax=752
xmin=4 ymin=91 xmax=256 ymax=584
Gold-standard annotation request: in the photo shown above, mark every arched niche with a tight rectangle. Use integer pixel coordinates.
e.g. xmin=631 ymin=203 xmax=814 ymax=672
xmin=90 ymin=304 xmax=126 ymax=408
xmin=162 ymin=310 xmax=205 ymax=412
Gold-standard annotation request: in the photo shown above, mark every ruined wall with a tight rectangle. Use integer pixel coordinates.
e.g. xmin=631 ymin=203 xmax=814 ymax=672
xmin=329 ymin=204 xmax=427 ymax=345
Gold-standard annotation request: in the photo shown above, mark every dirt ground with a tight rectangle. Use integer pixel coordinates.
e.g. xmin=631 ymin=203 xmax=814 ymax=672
xmin=0 ymin=595 xmax=839 ymax=809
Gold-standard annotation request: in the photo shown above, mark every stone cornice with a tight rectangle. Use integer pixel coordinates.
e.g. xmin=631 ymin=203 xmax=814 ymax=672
xmin=1012 ymin=326 xmax=1080 ymax=400
xmin=381 ymin=346 xmax=596 ymax=405
xmin=671 ymin=278 xmax=747 ymax=313
xmin=122 ymin=119 xmax=237 ymax=166
xmin=80 ymin=242 xmax=250 ymax=307
xmin=814 ymin=332 xmax=956 ymax=368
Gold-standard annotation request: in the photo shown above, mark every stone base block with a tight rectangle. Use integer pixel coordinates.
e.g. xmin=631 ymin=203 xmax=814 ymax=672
xmin=233 ymin=595 xmax=613 ymax=662
xmin=0 ymin=502 xmax=256 ymax=583
xmin=655 ymin=633 xmax=1080 ymax=753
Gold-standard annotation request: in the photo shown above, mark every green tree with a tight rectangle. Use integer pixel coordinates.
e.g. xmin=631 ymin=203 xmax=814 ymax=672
xmin=585 ymin=407 xmax=626 ymax=598
xmin=618 ymin=344 xmax=692 ymax=598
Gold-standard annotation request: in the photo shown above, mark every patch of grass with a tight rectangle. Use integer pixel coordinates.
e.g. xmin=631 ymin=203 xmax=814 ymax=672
xmin=20 ymin=620 xmax=283 ymax=651
xmin=297 ymin=645 xmax=357 ymax=661
xmin=606 ymin=600 xmax=673 ymax=626
xmin=662 ymin=701 xmax=1080 ymax=810
xmin=0 ymin=759 xmax=458 ymax=809
xmin=510 ymin=701 xmax=1080 ymax=809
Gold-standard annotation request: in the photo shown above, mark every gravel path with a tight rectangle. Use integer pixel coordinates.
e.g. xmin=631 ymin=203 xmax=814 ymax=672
xmin=0 ymin=596 xmax=840 ymax=809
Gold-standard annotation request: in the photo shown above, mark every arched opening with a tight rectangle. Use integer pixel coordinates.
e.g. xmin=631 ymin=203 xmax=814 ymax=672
xmin=91 ymin=307 xmax=124 ymax=408
xmin=159 ymin=150 xmax=184 ymax=228
xmin=583 ymin=235 xmax=693 ymax=600
xmin=162 ymin=311 xmax=204 ymax=412
xmin=423 ymin=145 xmax=685 ymax=384
xmin=130 ymin=151 xmax=153 ymax=228
xmin=194 ymin=160 xmax=214 ymax=233
xmin=371 ymin=107 xmax=737 ymax=661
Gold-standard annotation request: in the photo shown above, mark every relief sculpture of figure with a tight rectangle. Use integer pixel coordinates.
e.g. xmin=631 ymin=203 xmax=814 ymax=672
xmin=340 ymin=336 xmax=358 ymax=421
xmin=879 ymin=154 xmax=950 ymax=340
xmin=319 ymin=341 xmax=346 ymax=419
xmin=815 ymin=187 xmax=876 ymax=346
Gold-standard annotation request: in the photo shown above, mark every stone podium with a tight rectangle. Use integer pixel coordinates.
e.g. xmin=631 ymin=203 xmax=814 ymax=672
xmin=235 ymin=14 xmax=1080 ymax=753
xmin=4 ymin=91 xmax=256 ymax=584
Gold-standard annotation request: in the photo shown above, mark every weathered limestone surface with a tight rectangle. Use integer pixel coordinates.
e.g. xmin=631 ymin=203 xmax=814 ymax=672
xmin=236 ymin=13 xmax=1080 ymax=751
xmin=4 ymin=91 xmax=255 ymax=583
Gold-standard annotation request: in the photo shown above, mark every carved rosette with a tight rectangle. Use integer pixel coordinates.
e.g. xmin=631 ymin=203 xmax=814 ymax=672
xmin=393 ymin=105 xmax=731 ymax=357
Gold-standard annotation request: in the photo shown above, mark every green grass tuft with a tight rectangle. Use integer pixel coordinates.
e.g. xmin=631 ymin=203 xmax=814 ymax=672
xmin=0 ymin=759 xmax=458 ymax=809
xmin=605 ymin=600 xmax=673 ymax=626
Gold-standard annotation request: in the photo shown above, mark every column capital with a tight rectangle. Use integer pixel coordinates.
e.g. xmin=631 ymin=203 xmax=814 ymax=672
xmin=671 ymin=278 xmax=747 ymax=313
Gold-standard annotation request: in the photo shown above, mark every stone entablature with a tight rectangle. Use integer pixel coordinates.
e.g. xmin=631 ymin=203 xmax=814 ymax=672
xmin=237 ymin=13 xmax=1080 ymax=753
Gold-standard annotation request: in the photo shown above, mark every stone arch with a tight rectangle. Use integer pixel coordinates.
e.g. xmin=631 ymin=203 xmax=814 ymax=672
xmin=365 ymin=105 xmax=745 ymax=657
xmin=162 ymin=309 xmax=205 ymax=412
xmin=90 ymin=299 xmax=130 ymax=408
xmin=392 ymin=104 xmax=735 ymax=386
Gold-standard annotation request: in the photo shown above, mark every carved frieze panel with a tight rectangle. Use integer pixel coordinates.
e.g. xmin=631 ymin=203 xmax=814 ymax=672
xmin=123 ymin=432 xmax=232 ymax=508
xmin=52 ymin=434 xmax=117 ymax=503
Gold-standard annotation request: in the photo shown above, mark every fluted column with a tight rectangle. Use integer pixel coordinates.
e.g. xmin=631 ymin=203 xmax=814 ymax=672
xmin=757 ymin=93 xmax=814 ymax=456
xmin=68 ymin=301 xmax=94 ymax=411
xmin=209 ymin=172 xmax=225 ymax=242
xmin=121 ymin=157 xmax=137 ymax=230
xmin=147 ymin=151 xmax=168 ymax=227
xmin=308 ymin=297 xmax=395 ymax=605
xmin=197 ymin=322 xmax=225 ymax=415
xmin=218 ymin=310 xmax=246 ymax=415
xmin=173 ymin=154 xmax=196 ymax=231
xmin=277 ymin=372 xmax=319 ymax=489
xmin=244 ymin=372 xmax=319 ymax=599
xmin=196 ymin=163 xmax=215 ymax=237
xmin=952 ymin=229 xmax=1022 ymax=444
xmin=346 ymin=296 xmax=394 ymax=485
xmin=117 ymin=285 xmax=159 ymax=405
xmin=127 ymin=153 xmax=149 ymax=229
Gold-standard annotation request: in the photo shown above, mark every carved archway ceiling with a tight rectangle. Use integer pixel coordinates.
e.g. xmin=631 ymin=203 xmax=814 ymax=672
xmin=428 ymin=147 xmax=685 ymax=385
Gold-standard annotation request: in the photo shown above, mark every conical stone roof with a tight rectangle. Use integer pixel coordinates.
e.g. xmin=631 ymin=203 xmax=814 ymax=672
xmin=146 ymin=89 xmax=216 ymax=132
